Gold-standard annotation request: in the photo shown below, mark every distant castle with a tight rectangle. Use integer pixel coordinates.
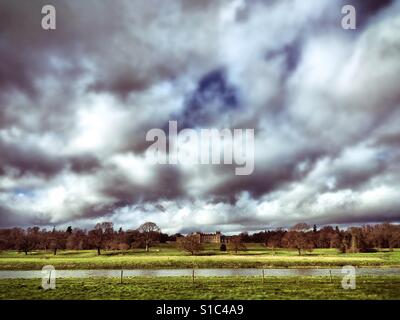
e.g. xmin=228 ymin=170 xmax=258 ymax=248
xmin=191 ymin=231 xmax=223 ymax=244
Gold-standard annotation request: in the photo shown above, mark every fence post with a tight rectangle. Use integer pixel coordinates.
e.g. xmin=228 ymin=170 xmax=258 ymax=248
xmin=262 ymin=269 xmax=265 ymax=284
xmin=120 ymin=270 xmax=123 ymax=284
xmin=329 ymin=269 xmax=332 ymax=283
xmin=192 ymin=269 xmax=195 ymax=283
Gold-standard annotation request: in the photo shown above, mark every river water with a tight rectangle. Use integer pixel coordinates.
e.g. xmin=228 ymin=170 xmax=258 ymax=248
xmin=1 ymin=268 xmax=400 ymax=279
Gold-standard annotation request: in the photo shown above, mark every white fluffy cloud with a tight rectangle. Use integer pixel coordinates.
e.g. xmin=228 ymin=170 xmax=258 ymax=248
xmin=0 ymin=0 xmax=399 ymax=232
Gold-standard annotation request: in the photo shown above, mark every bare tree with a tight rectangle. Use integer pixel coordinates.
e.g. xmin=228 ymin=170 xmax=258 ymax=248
xmin=291 ymin=223 xmax=311 ymax=232
xmin=66 ymin=229 xmax=88 ymax=250
xmin=348 ymin=227 xmax=369 ymax=253
xmin=176 ymin=235 xmax=203 ymax=255
xmin=283 ymin=232 xmax=305 ymax=255
xmin=284 ymin=223 xmax=313 ymax=255
xmin=16 ymin=228 xmax=39 ymax=255
xmin=266 ymin=235 xmax=280 ymax=254
xmin=137 ymin=222 xmax=160 ymax=252
xmin=228 ymin=236 xmax=247 ymax=254
xmin=88 ymin=222 xmax=114 ymax=255
xmin=49 ymin=230 xmax=67 ymax=255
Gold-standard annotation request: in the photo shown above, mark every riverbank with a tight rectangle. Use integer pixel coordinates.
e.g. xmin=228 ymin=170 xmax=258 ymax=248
xmin=1 ymin=276 xmax=400 ymax=299
xmin=0 ymin=247 xmax=399 ymax=270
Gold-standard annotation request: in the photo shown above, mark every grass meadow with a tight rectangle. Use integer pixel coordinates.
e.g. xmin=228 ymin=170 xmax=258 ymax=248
xmin=1 ymin=276 xmax=400 ymax=300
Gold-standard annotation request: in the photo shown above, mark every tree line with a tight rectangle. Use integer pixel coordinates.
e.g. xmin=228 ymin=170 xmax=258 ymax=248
xmin=0 ymin=222 xmax=168 ymax=255
xmin=245 ymin=223 xmax=400 ymax=255
xmin=0 ymin=222 xmax=399 ymax=256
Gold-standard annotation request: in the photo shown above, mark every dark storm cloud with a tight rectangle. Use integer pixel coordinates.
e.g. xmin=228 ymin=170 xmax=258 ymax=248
xmin=374 ymin=133 xmax=400 ymax=148
xmin=312 ymin=210 xmax=400 ymax=226
xmin=0 ymin=0 xmax=149 ymax=100
xmin=0 ymin=206 xmax=24 ymax=227
xmin=180 ymin=68 xmax=241 ymax=128
xmin=0 ymin=136 xmax=103 ymax=177
xmin=350 ymin=0 xmax=395 ymax=28
xmin=88 ymin=74 xmax=151 ymax=100
xmin=0 ymin=138 xmax=63 ymax=177
xmin=265 ymin=42 xmax=302 ymax=75
xmin=328 ymin=159 xmax=389 ymax=190
xmin=68 ymin=155 xmax=102 ymax=174
xmin=208 ymin=168 xmax=295 ymax=202
xmin=0 ymin=0 xmax=85 ymax=96
xmin=97 ymin=164 xmax=185 ymax=204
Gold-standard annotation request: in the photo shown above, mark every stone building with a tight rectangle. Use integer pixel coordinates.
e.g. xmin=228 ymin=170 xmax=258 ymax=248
xmin=191 ymin=231 xmax=222 ymax=244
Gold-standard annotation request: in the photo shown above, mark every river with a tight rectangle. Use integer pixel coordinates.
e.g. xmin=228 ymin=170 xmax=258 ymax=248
xmin=1 ymin=268 xmax=400 ymax=279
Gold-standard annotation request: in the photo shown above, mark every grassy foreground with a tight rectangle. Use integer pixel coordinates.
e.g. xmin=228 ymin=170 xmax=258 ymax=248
xmin=1 ymin=276 xmax=400 ymax=300
xmin=1 ymin=246 xmax=400 ymax=269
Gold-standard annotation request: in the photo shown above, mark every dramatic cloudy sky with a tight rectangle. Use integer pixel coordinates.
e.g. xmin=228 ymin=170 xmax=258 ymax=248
xmin=0 ymin=0 xmax=400 ymax=233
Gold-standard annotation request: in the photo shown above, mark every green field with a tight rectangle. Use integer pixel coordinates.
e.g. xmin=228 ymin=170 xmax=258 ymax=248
xmin=1 ymin=244 xmax=400 ymax=269
xmin=1 ymin=276 xmax=399 ymax=300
